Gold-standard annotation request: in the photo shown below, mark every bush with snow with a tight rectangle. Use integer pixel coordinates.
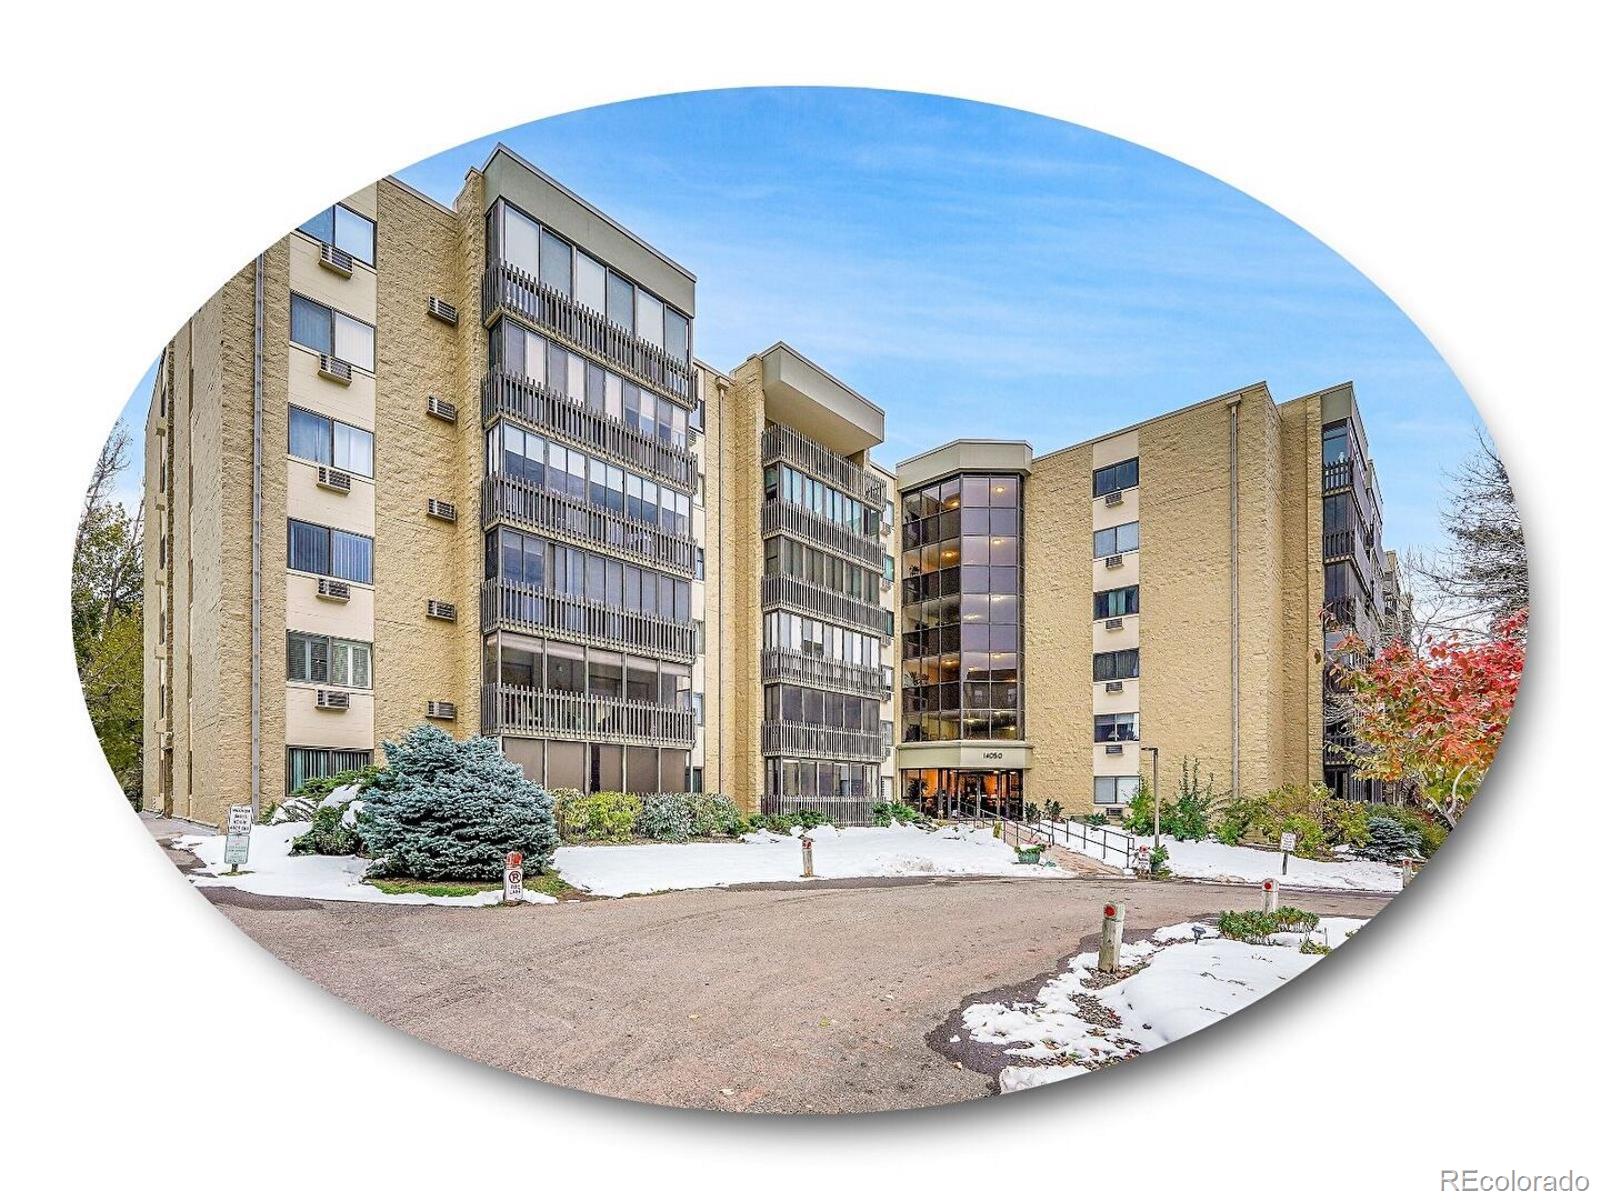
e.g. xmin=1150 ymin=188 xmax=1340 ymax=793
xmin=637 ymin=792 xmax=695 ymax=842
xmin=358 ymin=725 xmax=558 ymax=879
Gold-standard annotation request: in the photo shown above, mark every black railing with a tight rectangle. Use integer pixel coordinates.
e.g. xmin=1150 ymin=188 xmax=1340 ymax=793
xmin=760 ymin=721 xmax=885 ymax=761
xmin=482 ymin=261 xmax=694 ymax=402
xmin=484 ymin=684 xmax=695 ymax=746
xmin=481 ymin=580 xmax=696 ymax=661
xmin=761 ymin=424 xmax=886 ymax=506
xmin=759 ymin=648 xmax=891 ymax=699
xmin=482 ymin=369 xmax=696 ymax=489
xmin=482 ymin=473 xmax=694 ymax=575
xmin=1323 ymin=529 xmax=1356 ymax=559
xmin=760 ymin=499 xmax=884 ymax=571
xmin=1323 ymin=460 xmax=1353 ymax=492
xmin=760 ymin=575 xmax=890 ymax=636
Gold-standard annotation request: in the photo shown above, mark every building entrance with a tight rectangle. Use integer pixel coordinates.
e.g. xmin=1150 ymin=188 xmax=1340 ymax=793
xmin=901 ymin=768 xmax=1025 ymax=820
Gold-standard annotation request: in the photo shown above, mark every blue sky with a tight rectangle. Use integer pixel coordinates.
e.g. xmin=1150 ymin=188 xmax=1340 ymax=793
xmin=116 ymin=87 xmax=1480 ymax=552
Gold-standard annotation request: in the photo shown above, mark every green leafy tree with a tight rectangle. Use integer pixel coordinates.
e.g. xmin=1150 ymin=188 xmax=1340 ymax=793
xmin=359 ymin=725 xmax=558 ymax=879
xmin=74 ymin=423 xmax=144 ymax=806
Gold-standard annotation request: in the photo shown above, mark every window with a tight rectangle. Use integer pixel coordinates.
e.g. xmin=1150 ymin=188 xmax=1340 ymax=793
xmin=1094 ymin=775 xmax=1141 ymax=807
xmin=1092 ymin=458 xmax=1139 ymax=497
xmin=298 ymin=203 xmax=375 ymax=266
xmin=606 ymin=271 xmax=635 ymax=331
xmin=575 ymin=250 xmax=606 ymax=312
xmin=288 ymin=519 xmax=372 ymax=584
xmin=287 ymin=747 xmax=372 ymax=794
xmin=695 ymin=547 xmax=705 ymax=580
xmin=540 ymin=228 xmax=572 ymax=296
xmin=1093 ymin=585 xmax=1140 ymax=619
xmin=289 ymin=294 xmax=374 ymax=372
xmin=1323 ymin=422 xmax=1350 ymax=466
xmin=665 ymin=310 xmax=690 ymax=364
xmin=635 ymin=290 xmax=665 ymax=348
xmin=883 ymin=553 xmax=895 ymax=583
xmin=287 ymin=631 xmax=372 ymax=688
xmin=692 ymin=692 xmax=705 ymax=725
xmin=1093 ymin=521 xmax=1140 ymax=558
xmin=1093 ymin=712 xmax=1139 ymax=742
xmin=502 ymin=206 xmax=539 ymax=276
xmin=1093 ymin=649 xmax=1140 ymax=681
xmin=289 ymin=407 xmax=373 ymax=476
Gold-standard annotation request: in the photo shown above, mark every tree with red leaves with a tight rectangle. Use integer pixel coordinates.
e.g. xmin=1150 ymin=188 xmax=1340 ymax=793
xmin=1335 ymin=609 xmax=1526 ymax=829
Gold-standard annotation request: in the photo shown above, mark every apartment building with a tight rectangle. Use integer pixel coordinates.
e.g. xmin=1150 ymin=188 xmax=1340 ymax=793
xmin=144 ymin=147 xmax=898 ymax=826
xmin=894 ymin=382 xmax=1395 ymax=816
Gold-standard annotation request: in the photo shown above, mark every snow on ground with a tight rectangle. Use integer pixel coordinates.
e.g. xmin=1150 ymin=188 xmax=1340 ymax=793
xmin=554 ymin=822 xmax=1065 ymax=897
xmin=963 ymin=916 xmax=1367 ymax=1092
xmin=1045 ymin=819 xmax=1400 ymax=892
xmin=176 ymin=822 xmax=553 ymax=906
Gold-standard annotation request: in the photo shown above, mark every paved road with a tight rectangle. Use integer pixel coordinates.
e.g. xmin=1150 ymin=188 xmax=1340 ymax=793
xmin=186 ymin=855 xmax=1389 ymax=1114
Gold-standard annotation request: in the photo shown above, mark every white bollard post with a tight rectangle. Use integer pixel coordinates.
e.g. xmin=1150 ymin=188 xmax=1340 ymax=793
xmin=1098 ymin=900 xmax=1126 ymax=973
xmin=1262 ymin=877 xmax=1279 ymax=913
xmin=801 ymin=834 xmax=814 ymax=878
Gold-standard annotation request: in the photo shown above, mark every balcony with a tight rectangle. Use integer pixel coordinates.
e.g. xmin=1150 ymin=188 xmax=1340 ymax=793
xmin=760 ymin=796 xmax=879 ymax=826
xmin=484 ymin=684 xmax=695 ymax=747
xmin=762 ymin=424 xmax=885 ymax=506
xmin=482 ymin=580 xmax=696 ymax=661
xmin=1323 ymin=529 xmax=1356 ymax=560
xmin=761 ymin=575 xmax=890 ymax=637
xmin=760 ymin=721 xmax=885 ymax=761
xmin=761 ymin=499 xmax=883 ymax=572
xmin=482 ymin=473 xmax=694 ymax=575
xmin=760 ymin=648 xmax=891 ymax=699
xmin=1322 ymin=460 xmax=1353 ymax=492
xmin=481 ymin=261 xmax=694 ymax=403
xmin=482 ymin=368 xmax=696 ymax=490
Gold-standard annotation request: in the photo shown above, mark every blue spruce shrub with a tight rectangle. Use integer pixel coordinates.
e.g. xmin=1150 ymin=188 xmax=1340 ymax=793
xmin=358 ymin=725 xmax=558 ymax=879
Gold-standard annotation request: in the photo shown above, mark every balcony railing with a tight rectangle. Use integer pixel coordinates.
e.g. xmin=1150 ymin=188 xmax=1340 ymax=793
xmin=759 ymin=796 xmax=879 ymax=826
xmin=761 ymin=499 xmax=883 ymax=571
xmin=761 ymin=575 xmax=890 ymax=636
xmin=484 ymin=684 xmax=695 ymax=747
xmin=1323 ymin=460 xmax=1353 ymax=492
xmin=1323 ymin=529 xmax=1356 ymax=560
xmin=482 ymin=474 xmax=694 ymax=575
xmin=762 ymin=424 xmax=885 ymax=506
xmin=481 ymin=261 xmax=694 ymax=403
xmin=760 ymin=721 xmax=885 ymax=761
xmin=481 ymin=580 xmax=696 ymax=661
xmin=760 ymin=648 xmax=891 ymax=699
xmin=482 ymin=369 xmax=696 ymax=489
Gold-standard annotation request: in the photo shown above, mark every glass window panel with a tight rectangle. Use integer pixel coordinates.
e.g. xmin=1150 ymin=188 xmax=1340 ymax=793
xmin=289 ymin=295 xmax=332 ymax=355
xmin=298 ymin=207 xmax=335 ymax=244
xmin=331 ymin=530 xmax=373 ymax=584
xmin=334 ymin=423 xmax=373 ymax=476
xmin=539 ymin=229 xmax=572 ymax=295
xmin=333 ymin=206 xmax=375 ymax=265
xmin=1094 ymin=527 xmax=1117 ymax=558
xmin=289 ymin=407 xmax=332 ymax=464
xmin=635 ymin=290 xmax=665 ymax=348
xmin=665 ymin=309 xmax=689 ymax=363
xmin=606 ymin=272 xmax=635 ymax=330
xmin=333 ymin=312 xmax=374 ymax=372
xmin=589 ymin=650 xmax=623 ymax=698
xmin=503 ymin=206 xmax=539 ymax=275
xmin=990 ymin=536 xmax=1017 ymax=567
xmin=546 ymin=642 xmax=584 ymax=692
xmin=288 ymin=520 xmax=329 ymax=575
xmin=575 ymin=250 xmax=606 ymax=312
xmin=961 ymin=534 xmax=990 ymax=565
xmin=988 ymin=506 xmax=1018 ymax=536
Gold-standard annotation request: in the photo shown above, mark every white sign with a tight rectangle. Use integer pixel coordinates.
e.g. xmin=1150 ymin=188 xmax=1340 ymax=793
xmin=1279 ymin=831 xmax=1297 ymax=853
xmin=223 ymin=804 xmax=253 ymax=867
xmin=503 ymin=851 xmax=524 ymax=904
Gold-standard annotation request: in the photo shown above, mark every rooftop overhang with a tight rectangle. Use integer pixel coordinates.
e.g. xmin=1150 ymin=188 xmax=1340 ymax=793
xmin=759 ymin=343 xmax=884 ymax=456
xmin=896 ymin=439 xmax=1034 ymax=494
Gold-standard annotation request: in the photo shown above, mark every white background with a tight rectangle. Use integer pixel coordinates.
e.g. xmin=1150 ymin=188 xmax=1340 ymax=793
xmin=2 ymin=2 xmax=1593 ymax=1195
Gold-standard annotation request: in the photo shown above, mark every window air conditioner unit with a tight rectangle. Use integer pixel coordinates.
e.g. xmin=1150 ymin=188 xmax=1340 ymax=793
xmin=1105 ymin=553 xmax=1124 ymax=568
xmin=426 ymin=700 xmax=457 ymax=721
xmin=427 ymin=297 xmax=460 ymax=325
xmin=426 ymin=599 xmax=457 ymax=622
xmin=316 ymin=690 xmax=351 ymax=710
xmin=426 ymin=498 xmax=458 ymax=523
xmin=1105 ymin=680 xmax=1124 ymax=693
xmin=426 ymin=395 xmax=458 ymax=423
xmin=318 ymin=242 xmax=355 ymax=278
xmin=1105 ymin=743 xmax=1124 ymax=756
xmin=317 ymin=466 xmax=352 ymax=493
xmin=316 ymin=578 xmax=351 ymax=602
xmin=318 ymin=354 xmax=353 ymax=384
xmin=1105 ymin=616 xmax=1124 ymax=630
xmin=1105 ymin=489 xmax=1124 ymax=506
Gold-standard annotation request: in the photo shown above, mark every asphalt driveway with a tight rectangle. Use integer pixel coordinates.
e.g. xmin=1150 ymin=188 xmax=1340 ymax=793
xmin=181 ymin=856 xmax=1388 ymax=1114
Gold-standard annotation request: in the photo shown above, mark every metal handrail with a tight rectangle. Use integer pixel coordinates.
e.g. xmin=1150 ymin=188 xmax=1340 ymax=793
xmin=760 ymin=574 xmax=890 ymax=637
xmin=482 ymin=369 xmax=697 ymax=489
xmin=759 ymin=721 xmax=885 ymax=761
xmin=759 ymin=647 xmax=891 ymax=699
xmin=762 ymin=424 xmax=886 ymax=506
xmin=481 ymin=579 xmax=696 ymax=661
xmin=483 ymin=684 xmax=695 ymax=746
xmin=481 ymin=261 xmax=694 ymax=402
xmin=482 ymin=473 xmax=694 ymax=575
xmin=760 ymin=499 xmax=884 ymax=571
